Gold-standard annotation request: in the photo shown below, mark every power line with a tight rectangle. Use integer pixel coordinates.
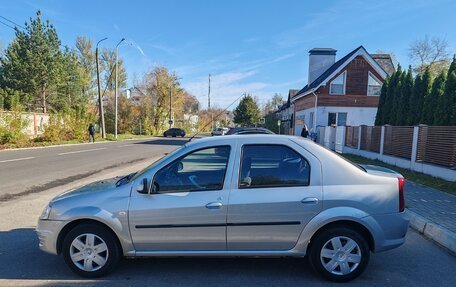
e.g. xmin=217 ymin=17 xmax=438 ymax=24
xmin=0 ymin=15 xmax=25 ymax=29
xmin=0 ymin=19 xmax=15 ymax=30
xmin=0 ymin=14 xmax=81 ymax=55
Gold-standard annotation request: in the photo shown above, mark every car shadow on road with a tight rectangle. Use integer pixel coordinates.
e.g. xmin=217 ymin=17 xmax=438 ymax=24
xmin=134 ymin=138 xmax=188 ymax=146
xmin=0 ymin=228 xmax=327 ymax=286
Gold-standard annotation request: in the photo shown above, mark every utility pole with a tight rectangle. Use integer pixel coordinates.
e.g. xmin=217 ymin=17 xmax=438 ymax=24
xmin=169 ymin=83 xmax=173 ymax=129
xmin=96 ymin=37 xmax=107 ymax=138
xmin=208 ymin=74 xmax=213 ymax=130
xmin=114 ymin=38 xmax=125 ymax=140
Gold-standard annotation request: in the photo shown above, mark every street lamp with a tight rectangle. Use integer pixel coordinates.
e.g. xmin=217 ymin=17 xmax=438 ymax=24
xmin=96 ymin=37 xmax=108 ymax=138
xmin=114 ymin=38 xmax=125 ymax=140
xmin=169 ymin=76 xmax=182 ymax=129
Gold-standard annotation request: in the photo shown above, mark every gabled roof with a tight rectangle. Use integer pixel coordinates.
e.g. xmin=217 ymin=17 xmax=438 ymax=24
xmin=292 ymin=45 xmax=390 ymax=101
xmin=275 ymin=89 xmax=299 ymax=113
xmin=370 ymin=54 xmax=395 ymax=76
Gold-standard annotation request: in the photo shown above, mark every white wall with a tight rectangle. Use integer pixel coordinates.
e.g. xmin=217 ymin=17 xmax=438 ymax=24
xmin=316 ymin=106 xmax=377 ymax=127
xmin=293 ymin=106 xmax=378 ymax=136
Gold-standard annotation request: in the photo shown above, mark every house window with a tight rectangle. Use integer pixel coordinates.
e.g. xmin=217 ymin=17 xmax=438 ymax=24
xmin=337 ymin=112 xmax=347 ymax=126
xmin=367 ymin=72 xmax=382 ymax=96
xmin=328 ymin=112 xmax=347 ymax=126
xmin=328 ymin=113 xmax=337 ymax=126
xmin=329 ymin=71 xmax=346 ymax=95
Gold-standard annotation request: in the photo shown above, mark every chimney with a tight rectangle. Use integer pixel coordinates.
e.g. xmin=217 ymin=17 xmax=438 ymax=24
xmin=308 ymin=48 xmax=337 ymax=84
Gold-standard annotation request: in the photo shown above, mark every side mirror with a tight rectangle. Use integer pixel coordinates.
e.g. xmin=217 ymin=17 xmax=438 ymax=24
xmin=136 ymin=178 xmax=150 ymax=194
xmin=177 ymin=161 xmax=183 ymax=171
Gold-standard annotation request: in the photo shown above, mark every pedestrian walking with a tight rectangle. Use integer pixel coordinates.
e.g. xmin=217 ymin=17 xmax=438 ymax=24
xmin=88 ymin=123 xmax=95 ymax=143
xmin=300 ymin=124 xmax=309 ymax=138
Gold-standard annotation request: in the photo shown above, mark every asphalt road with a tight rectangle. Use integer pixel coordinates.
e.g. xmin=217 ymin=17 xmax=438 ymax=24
xmin=0 ymin=228 xmax=454 ymax=287
xmin=0 ymin=137 xmax=186 ymax=200
xmin=0 ymin=137 xmax=454 ymax=286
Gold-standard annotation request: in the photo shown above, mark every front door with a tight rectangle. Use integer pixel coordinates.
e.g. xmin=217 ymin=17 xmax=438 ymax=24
xmin=129 ymin=145 xmax=233 ymax=251
xmin=227 ymin=143 xmax=322 ymax=251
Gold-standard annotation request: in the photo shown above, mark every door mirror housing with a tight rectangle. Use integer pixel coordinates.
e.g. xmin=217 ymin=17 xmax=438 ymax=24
xmin=136 ymin=178 xmax=150 ymax=194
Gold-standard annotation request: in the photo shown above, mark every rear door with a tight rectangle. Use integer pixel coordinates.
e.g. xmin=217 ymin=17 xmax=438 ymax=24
xmin=227 ymin=141 xmax=322 ymax=251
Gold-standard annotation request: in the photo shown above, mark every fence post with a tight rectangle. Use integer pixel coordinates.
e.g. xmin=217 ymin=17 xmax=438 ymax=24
xmin=411 ymin=126 xmax=420 ymax=171
xmin=379 ymin=126 xmax=385 ymax=161
xmin=357 ymin=126 xmax=362 ymax=150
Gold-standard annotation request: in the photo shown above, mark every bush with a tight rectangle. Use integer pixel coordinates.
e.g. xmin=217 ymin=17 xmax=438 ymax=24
xmin=41 ymin=107 xmax=95 ymax=142
xmin=0 ymin=108 xmax=30 ymax=146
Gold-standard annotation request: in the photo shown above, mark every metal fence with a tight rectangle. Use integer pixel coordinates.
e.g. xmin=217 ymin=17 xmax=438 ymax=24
xmin=383 ymin=126 xmax=414 ymax=159
xmin=345 ymin=126 xmax=359 ymax=148
xmin=343 ymin=125 xmax=456 ymax=169
xmin=417 ymin=126 xmax=456 ymax=168
xmin=360 ymin=126 xmax=382 ymax=153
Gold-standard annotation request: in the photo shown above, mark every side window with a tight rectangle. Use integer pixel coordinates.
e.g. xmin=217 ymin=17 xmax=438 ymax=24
xmin=154 ymin=146 xmax=230 ymax=193
xmin=239 ymin=145 xmax=310 ymax=189
xmin=329 ymin=71 xmax=346 ymax=95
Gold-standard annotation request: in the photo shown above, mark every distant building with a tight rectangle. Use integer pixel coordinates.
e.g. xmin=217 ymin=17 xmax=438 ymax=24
xmin=276 ymin=89 xmax=299 ymax=135
xmin=291 ymin=46 xmax=395 ymax=136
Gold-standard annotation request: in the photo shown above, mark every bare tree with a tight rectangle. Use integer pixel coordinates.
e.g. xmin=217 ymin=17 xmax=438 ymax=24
xmin=409 ymin=35 xmax=450 ymax=76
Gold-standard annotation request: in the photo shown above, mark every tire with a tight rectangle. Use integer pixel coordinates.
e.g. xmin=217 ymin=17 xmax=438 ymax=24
xmin=62 ymin=223 xmax=121 ymax=278
xmin=308 ymin=227 xmax=370 ymax=282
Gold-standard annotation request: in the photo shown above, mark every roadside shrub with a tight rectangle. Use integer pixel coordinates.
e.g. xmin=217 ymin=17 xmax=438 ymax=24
xmin=0 ymin=108 xmax=30 ymax=146
xmin=41 ymin=106 xmax=96 ymax=142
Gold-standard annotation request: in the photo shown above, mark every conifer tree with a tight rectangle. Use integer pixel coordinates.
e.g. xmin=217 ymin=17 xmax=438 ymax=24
xmin=408 ymin=69 xmax=431 ymax=125
xmin=391 ymin=71 xmax=405 ymax=125
xmin=397 ymin=67 xmax=413 ymax=125
xmin=443 ymin=71 xmax=456 ymax=125
xmin=375 ymin=77 xmax=389 ymax=125
xmin=382 ymin=65 xmax=401 ymax=124
xmin=430 ymin=72 xmax=447 ymax=125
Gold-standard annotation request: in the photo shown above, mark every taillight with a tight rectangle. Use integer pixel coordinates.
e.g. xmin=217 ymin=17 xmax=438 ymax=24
xmin=398 ymin=178 xmax=405 ymax=212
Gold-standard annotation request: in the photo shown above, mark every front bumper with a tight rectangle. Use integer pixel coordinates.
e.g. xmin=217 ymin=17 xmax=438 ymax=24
xmin=36 ymin=219 xmax=68 ymax=255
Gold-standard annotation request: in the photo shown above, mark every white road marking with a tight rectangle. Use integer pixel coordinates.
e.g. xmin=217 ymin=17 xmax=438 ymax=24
xmin=0 ymin=156 xmax=35 ymax=163
xmin=119 ymin=144 xmax=135 ymax=148
xmin=58 ymin=147 xmax=107 ymax=156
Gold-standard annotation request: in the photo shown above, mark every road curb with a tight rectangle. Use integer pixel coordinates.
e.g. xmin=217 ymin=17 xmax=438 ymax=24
xmin=405 ymin=209 xmax=456 ymax=255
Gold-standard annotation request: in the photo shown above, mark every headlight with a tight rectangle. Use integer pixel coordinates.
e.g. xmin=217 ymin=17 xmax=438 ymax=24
xmin=40 ymin=204 xmax=52 ymax=220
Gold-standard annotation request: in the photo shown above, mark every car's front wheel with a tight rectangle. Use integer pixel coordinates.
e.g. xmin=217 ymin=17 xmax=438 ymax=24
xmin=308 ymin=227 xmax=370 ymax=282
xmin=62 ymin=223 xmax=121 ymax=278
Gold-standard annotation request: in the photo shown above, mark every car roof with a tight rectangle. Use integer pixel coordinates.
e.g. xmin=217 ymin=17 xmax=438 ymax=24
xmin=187 ymin=134 xmax=309 ymax=147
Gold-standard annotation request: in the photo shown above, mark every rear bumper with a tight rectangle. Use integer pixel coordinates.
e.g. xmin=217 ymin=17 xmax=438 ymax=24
xmin=36 ymin=219 xmax=68 ymax=255
xmin=363 ymin=212 xmax=409 ymax=253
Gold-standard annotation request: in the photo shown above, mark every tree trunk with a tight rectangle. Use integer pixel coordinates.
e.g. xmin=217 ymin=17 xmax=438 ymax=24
xmin=41 ymin=85 xmax=47 ymax=114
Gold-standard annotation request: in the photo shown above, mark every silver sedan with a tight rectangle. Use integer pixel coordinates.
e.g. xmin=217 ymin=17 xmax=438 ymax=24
xmin=36 ymin=135 xmax=408 ymax=282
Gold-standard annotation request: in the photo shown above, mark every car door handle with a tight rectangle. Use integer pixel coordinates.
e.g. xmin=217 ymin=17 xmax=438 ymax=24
xmin=205 ymin=202 xmax=222 ymax=209
xmin=301 ymin=197 xmax=319 ymax=205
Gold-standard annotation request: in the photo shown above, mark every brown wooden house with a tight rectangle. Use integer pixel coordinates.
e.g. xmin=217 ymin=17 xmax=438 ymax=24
xmin=291 ymin=46 xmax=394 ymax=135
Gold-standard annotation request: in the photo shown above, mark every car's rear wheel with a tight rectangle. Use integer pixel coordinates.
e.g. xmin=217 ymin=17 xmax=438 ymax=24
xmin=308 ymin=227 xmax=369 ymax=282
xmin=62 ymin=223 xmax=121 ymax=278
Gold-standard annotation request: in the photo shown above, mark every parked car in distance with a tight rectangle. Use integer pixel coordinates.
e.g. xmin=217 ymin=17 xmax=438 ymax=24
xmin=36 ymin=135 xmax=408 ymax=281
xmin=163 ymin=128 xmax=185 ymax=137
xmin=211 ymin=127 xmax=229 ymax=136
xmin=226 ymin=127 xmax=274 ymax=135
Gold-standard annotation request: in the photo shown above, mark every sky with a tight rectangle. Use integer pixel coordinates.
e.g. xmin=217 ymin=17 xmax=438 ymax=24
xmin=1 ymin=0 xmax=455 ymax=109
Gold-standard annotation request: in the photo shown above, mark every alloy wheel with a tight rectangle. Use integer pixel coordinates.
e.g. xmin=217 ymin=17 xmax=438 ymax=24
xmin=70 ymin=233 xmax=109 ymax=272
xmin=320 ymin=236 xmax=362 ymax=276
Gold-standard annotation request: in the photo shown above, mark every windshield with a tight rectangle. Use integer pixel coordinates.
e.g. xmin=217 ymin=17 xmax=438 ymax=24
xmin=128 ymin=145 xmax=187 ymax=182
